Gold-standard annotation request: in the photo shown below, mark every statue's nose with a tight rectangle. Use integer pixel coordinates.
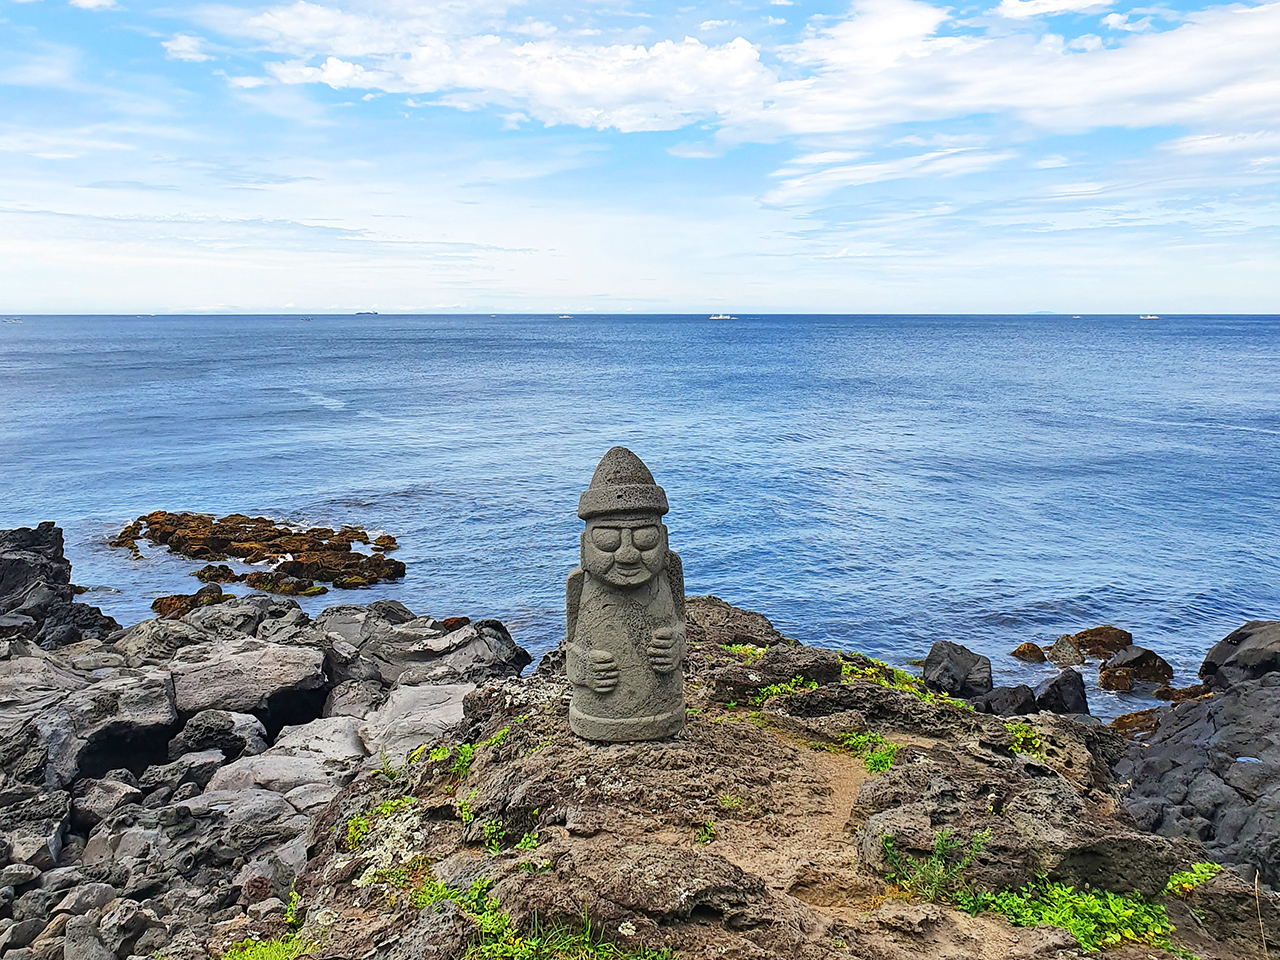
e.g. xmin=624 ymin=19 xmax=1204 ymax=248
xmin=615 ymin=532 xmax=641 ymax=563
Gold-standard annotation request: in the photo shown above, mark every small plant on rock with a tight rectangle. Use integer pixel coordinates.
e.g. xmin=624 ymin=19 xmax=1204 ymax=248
xmin=220 ymin=936 xmax=309 ymax=960
xmin=881 ymin=828 xmax=991 ymax=903
xmin=750 ymin=675 xmax=819 ymax=705
xmin=1003 ymin=721 xmax=1046 ymax=760
xmin=345 ymin=814 xmax=371 ymax=851
xmin=514 ymin=831 xmax=540 ymax=850
xmin=837 ymin=731 xmax=900 ymax=773
xmin=696 ymin=820 xmax=716 ymax=844
xmin=483 ymin=819 xmax=505 ymax=854
xmin=957 ymin=880 xmax=1176 ymax=952
xmin=1164 ymin=862 xmax=1223 ymax=897
xmin=721 ymin=643 xmax=766 ymax=664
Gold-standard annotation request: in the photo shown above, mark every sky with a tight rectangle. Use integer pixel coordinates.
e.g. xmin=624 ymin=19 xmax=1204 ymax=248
xmin=1 ymin=0 xmax=1278 ymax=313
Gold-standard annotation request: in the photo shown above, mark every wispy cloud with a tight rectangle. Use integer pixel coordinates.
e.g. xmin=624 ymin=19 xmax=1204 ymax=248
xmin=163 ymin=34 xmax=214 ymax=61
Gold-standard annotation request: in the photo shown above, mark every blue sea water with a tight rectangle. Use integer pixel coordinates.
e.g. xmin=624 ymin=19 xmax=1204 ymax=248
xmin=2 ymin=313 xmax=1278 ymax=718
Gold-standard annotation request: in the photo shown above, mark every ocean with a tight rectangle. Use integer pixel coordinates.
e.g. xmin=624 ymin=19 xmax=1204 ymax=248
xmin=2 ymin=313 xmax=1277 ymax=717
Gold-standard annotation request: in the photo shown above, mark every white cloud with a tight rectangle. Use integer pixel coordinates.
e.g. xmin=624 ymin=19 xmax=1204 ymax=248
xmin=197 ymin=0 xmax=1280 ymax=178
xmin=765 ymin=16 xmax=787 ymax=25
xmin=68 ymin=0 xmax=117 ymax=10
xmin=765 ymin=148 xmax=1018 ymax=203
xmin=994 ymin=0 xmax=1109 ymax=18
xmin=699 ymin=19 xmax=730 ymax=29
xmin=1102 ymin=12 xmax=1153 ymax=30
xmin=163 ymin=34 xmax=214 ymax=61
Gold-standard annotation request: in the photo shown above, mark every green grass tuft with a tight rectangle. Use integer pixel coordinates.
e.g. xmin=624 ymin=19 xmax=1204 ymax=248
xmin=220 ymin=936 xmax=309 ymax=960
xmin=750 ymin=675 xmax=819 ymax=706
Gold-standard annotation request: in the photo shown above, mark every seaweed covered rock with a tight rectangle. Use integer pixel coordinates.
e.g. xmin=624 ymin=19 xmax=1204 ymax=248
xmin=113 ymin=511 xmax=404 ymax=590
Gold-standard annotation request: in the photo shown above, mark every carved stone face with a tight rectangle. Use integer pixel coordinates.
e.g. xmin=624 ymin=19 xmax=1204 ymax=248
xmin=582 ymin=514 xmax=667 ymax=589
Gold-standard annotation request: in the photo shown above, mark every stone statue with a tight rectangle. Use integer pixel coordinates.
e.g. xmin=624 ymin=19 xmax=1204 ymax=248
xmin=565 ymin=446 xmax=686 ymax=741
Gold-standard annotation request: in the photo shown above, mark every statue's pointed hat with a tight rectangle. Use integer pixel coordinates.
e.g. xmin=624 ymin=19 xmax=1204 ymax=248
xmin=578 ymin=446 xmax=669 ymax=520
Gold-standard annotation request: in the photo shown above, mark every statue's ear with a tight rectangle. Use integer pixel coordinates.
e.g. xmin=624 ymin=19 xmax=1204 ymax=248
xmin=666 ymin=550 xmax=685 ymax=621
xmin=565 ymin=567 xmax=584 ymax=648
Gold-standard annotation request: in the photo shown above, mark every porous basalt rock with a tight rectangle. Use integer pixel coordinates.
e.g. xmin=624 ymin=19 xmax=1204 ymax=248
xmin=287 ymin=602 xmax=1259 ymax=960
xmin=114 ymin=511 xmax=404 ymax=589
xmin=1101 ymin=645 xmax=1173 ymax=685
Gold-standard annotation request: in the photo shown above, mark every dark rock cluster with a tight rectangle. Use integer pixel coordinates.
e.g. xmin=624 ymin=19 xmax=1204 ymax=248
xmin=0 ymin=525 xmax=527 ymax=960
xmin=1118 ymin=619 xmax=1280 ymax=886
xmin=0 ymin=524 xmax=120 ymax=650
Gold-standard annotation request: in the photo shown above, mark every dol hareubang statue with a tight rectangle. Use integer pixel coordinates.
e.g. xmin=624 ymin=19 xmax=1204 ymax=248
xmin=565 ymin=447 xmax=686 ymax=741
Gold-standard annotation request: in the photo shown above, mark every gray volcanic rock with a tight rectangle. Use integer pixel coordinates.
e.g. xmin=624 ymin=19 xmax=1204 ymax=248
xmin=0 ymin=524 xmax=119 ymax=648
xmin=358 ymin=683 xmax=474 ymax=764
xmin=71 ymin=780 xmax=142 ymax=831
xmin=168 ymin=637 xmax=326 ymax=716
xmin=922 ymin=640 xmax=993 ymax=699
xmin=166 ymin=709 xmax=268 ymax=761
xmin=1200 ymin=619 xmax=1280 ymax=688
xmin=1118 ymin=671 xmax=1280 ymax=884
xmin=37 ymin=669 xmax=178 ymax=788
xmin=315 ymin=606 xmax=530 ymax=687
xmin=1034 ymin=668 xmax=1089 ymax=715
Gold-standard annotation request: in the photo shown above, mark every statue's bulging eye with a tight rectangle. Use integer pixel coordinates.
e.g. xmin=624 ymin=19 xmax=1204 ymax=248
xmin=632 ymin=526 xmax=660 ymax=550
xmin=591 ymin=528 xmax=622 ymax=551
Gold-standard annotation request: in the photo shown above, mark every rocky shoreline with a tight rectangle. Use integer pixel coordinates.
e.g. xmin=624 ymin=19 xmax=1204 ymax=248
xmin=2 ymin=523 xmax=1279 ymax=960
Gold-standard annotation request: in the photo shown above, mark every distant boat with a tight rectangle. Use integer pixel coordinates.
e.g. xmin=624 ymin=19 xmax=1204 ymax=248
xmin=356 ymin=311 xmax=378 ymax=316
xmin=709 ymin=314 xmax=735 ymax=320
xmin=1072 ymin=315 xmax=1082 ymax=319
xmin=1140 ymin=314 xmax=1159 ymax=320
xmin=559 ymin=315 xmax=573 ymax=319
xmin=300 ymin=317 xmax=313 ymax=322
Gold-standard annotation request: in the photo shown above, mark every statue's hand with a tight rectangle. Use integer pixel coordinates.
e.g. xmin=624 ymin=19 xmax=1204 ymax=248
xmin=647 ymin=627 xmax=682 ymax=674
xmin=588 ymin=649 xmax=620 ymax=694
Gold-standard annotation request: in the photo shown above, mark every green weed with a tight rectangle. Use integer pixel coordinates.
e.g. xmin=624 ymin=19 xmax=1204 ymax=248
xmin=283 ymin=890 xmax=303 ymax=931
xmin=881 ymin=828 xmax=991 ymax=903
xmin=1164 ymin=862 xmax=1223 ymax=898
xmin=718 ymin=795 xmax=742 ymax=810
xmin=428 ymin=745 xmax=451 ymax=762
xmin=750 ymin=675 xmax=819 ymax=706
xmin=514 ymin=831 xmax=540 ymax=851
xmin=1003 ymin=722 xmax=1046 ymax=760
xmin=836 ymin=731 xmax=900 ymax=773
xmin=695 ymin=820 xmax=716 ymax=844
xmin=484 ymin=819 xmax=505 ymax=854
xmin=220 ymin=936 xmax=309 ymax=960
xmin=843 ymin=657 xmax=973 ymax=711
xmin=451 ymin=743 xmax=477 ymax=779
xmin=720 ymin=644 xmax=766 ymax=664
xmin=957 ymin=882 xmax=1175 ymax=952
xmin=480 ymin=727 xmax=510 ymax=748
xmin=345 ymin=814 xmax=371 ymax=851
xmin=408 ymin=875 xmax=675 ymax=960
